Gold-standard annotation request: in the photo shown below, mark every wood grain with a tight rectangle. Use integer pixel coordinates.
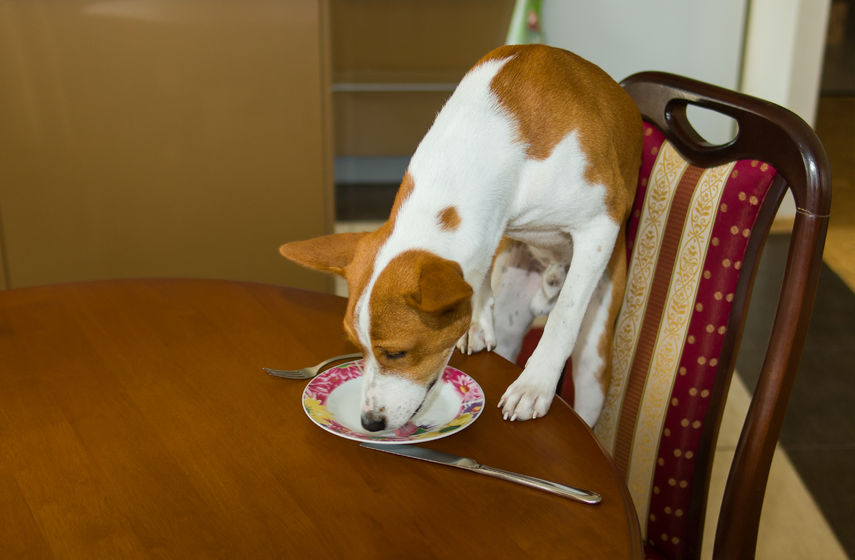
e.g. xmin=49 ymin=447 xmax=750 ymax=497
xmin=0 ymin=279 xmax=641 ymax=558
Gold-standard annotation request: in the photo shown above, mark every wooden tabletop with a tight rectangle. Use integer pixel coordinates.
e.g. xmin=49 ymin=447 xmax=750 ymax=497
xmin=0 ymin=279 xmax=641 ymax=558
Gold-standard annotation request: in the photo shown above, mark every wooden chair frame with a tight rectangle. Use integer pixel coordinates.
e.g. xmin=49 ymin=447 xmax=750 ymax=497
xmin=621 ymin=72 xmax=831 ymax=559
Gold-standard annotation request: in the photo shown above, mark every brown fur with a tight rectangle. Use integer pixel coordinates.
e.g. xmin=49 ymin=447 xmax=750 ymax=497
xmin=595 ymin=232 xmax=628 ymax=395
xmin=482 ymin=45 xmax=641 ymax=402
xmin=481 ymin=44 xmax=641 ymax=224
xmin=279 ymin=173 xmax=472 ymax=364
xmin=280 ymin=45 xmax=643 ymax=425
xmin=280 ymin=172 xmax=419 ymax=348
xmin=369 ymin=250 xmax=472 ymax=383
xmin=437 ymin=206 xmax=461 ymax=231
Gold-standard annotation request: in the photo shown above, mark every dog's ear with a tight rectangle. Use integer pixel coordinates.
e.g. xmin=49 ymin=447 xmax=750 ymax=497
xmin=279 ymin=232 xmax=368 ymax=277
xmin=406 ymin=256 xmax=473 ymax=314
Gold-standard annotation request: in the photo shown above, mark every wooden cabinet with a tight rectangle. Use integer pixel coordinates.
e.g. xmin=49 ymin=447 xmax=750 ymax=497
xmin=330 ymin=0 xmax=514 ymax=168
xmin=0 ymin=1 xmax=514 ymax=291
xmin=0 ymin=0 xmax=334 ymax=291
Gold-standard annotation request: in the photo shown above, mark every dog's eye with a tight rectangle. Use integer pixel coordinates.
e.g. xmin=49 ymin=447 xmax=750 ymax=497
xmin=383 ymin=350 xmax=407 ymax=360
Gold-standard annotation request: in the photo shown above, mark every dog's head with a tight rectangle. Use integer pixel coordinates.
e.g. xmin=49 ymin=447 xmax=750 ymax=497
xmin=280 ymin=229 xmax=472 ymax=432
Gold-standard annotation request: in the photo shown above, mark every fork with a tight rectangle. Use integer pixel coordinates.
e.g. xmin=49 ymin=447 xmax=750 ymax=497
xmin=263 ymin=353 xmax=362 ymax=380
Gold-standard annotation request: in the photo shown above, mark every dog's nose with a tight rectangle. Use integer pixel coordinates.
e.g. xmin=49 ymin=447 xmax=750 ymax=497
xmin=361 ymin=412 xmax=386 ymax=432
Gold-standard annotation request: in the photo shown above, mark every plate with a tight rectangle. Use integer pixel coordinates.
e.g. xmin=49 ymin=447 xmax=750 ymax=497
xmin=302 ymin=360 xmax=484 ymax=444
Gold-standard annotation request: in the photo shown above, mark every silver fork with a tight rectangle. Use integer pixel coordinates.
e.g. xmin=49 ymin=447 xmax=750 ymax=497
xmin=263 ymin=353 xmax=362 ymax=380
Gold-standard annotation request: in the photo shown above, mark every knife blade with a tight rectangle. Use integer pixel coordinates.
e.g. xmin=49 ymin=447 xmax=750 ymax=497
xmin=360 ymin=443 xmax=601 ymax=505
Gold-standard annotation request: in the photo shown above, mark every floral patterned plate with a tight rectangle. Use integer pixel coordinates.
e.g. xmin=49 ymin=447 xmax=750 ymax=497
xmin=302 ymin=361 xmax=484 ymax=444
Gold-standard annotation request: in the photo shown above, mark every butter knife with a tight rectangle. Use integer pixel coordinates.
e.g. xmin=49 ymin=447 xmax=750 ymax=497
xmin=360 ymin=443 xmax=601 ymax=505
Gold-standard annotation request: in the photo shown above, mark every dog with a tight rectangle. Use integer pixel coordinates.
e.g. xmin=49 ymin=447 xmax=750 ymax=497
xmin=280 ymin=45 xmax=642 ymax=431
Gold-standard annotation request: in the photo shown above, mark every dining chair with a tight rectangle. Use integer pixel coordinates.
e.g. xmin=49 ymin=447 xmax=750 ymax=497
xmin=517 ymin=72 xmax=831 ymax=559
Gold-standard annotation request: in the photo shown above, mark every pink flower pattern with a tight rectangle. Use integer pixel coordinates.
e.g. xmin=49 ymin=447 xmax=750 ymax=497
xmin=302 ymin=360 xmax=484 ymax=443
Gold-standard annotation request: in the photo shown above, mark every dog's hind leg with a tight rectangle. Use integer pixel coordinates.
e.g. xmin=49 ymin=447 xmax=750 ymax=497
xmin=569 ymin=233 xmax=627 ymax=425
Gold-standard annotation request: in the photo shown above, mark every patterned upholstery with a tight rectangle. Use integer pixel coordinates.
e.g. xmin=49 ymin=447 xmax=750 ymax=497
xmin=518 ymin=72 xmax=829 ymax=560
xmin=592 ymin=122 xmax=776 ymax=559
xmin=515 ymin=121 xmax=780 ymax=559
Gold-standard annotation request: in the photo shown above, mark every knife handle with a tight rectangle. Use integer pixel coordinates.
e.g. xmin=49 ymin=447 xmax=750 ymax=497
xmin=473 ymin=465 xmax=602 ymax=505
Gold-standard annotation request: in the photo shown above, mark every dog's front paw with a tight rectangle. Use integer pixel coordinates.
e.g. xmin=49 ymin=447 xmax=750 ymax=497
xmin=498 ymin=372 xmax=556 ymax=421
xmin=456 ymin=319 xmax=497 ymax=355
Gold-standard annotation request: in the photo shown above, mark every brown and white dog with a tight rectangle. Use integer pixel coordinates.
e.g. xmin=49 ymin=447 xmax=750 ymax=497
xmin=281 ymin=45 xmax=642 ymax=432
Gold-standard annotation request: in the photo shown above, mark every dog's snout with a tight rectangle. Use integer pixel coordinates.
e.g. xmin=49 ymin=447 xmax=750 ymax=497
xmin=361 ymin=412 xmax=386 ymax=432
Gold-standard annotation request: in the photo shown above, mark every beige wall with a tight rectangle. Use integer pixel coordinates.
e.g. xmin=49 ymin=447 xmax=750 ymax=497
xmin=741 ymin=0 xmax=831 ymax=221
xmin=0 ymin=1 xmax=334 ymax=291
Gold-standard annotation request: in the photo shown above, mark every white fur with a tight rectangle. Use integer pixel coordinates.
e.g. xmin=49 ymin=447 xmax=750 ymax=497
xmin=368 ymin=59 xmax=524 ymax=288
xmin=359 ymin=363 xmax=434 ymax=430
xmin=354 ymin=54 xmax=621 ymax=429
xmin=571 ymin=272 xmax=613 ymax=425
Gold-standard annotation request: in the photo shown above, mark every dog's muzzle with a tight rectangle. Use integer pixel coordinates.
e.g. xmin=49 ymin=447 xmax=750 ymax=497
xmin=361 ymin=411 xmax=387 ymax=432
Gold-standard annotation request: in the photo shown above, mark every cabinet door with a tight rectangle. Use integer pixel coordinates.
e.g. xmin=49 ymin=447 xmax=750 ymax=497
xmin=330 ymin=0 xmax=514 ymax=158
xmin=0 ymin=0 xmax=333 ymax=291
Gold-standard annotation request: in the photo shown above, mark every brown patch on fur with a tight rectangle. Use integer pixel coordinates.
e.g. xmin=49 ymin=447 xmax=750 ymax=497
xmin=279 ymin=172 xmax=421 ymax=349
xmin=369 ymin=250 xmax=472 ymax=384
xmin=594 ymin=230 xmax=629 ymax=395
xmin=437 ymin=206 xmax=461 ymax=231
xmin=495 ymin=236 xmax=513 ymax=254
xmin=340 ymin=172 xmax=417 ymax=344
xmin=390 ymin=172 xmax=415 ymax=218
xmin=279 ymin=232 xmax=367 ymax=276
xmin=479 ymin=44 xmax=643 ymax=224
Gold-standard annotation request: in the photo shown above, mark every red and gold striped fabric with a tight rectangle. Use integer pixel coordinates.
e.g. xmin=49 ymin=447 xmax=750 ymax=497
xmin=593 ymin=122 xmax=777 ymax=558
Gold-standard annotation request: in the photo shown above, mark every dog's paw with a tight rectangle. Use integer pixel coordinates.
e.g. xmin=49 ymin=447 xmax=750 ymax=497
xmin=456 ymin=319 xmax=497 ymax=355
xmin=498 ymin=374 xmax=555 ymax=421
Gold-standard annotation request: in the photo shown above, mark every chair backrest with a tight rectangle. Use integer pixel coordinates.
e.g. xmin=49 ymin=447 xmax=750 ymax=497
xmin=590 ymin=72 xmax=831 ymax=560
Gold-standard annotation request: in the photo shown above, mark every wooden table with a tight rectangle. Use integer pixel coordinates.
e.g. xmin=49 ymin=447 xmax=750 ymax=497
xmin=0 ymin=279 xmax=642 ymax=558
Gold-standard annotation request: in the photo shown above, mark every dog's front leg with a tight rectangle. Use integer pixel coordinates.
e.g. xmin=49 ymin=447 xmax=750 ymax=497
xmin=457 ymin=271 xmax=497 ymax=354
xmin=499 ymin=220 xmax=619 ymax=424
